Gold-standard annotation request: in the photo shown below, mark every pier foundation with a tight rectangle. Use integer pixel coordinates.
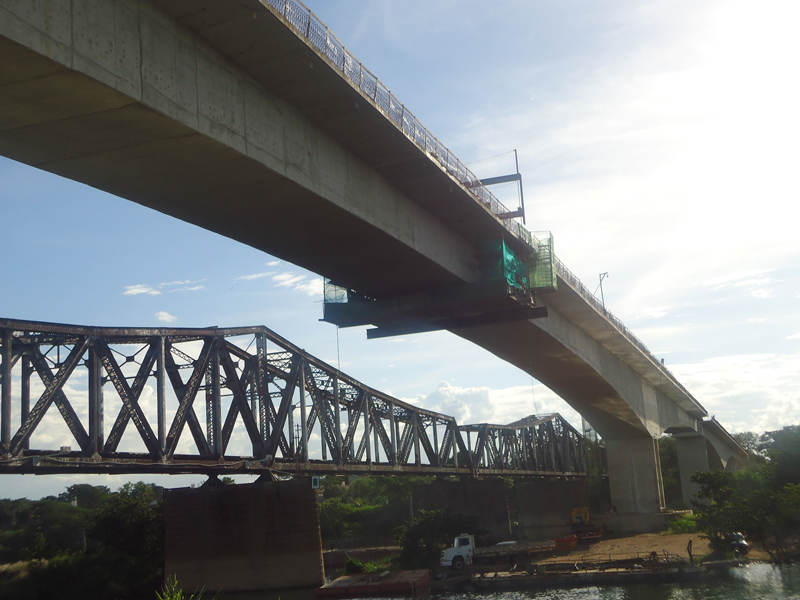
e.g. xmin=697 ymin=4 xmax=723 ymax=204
xmin=165 ymin=477 xmax=324 ymax=592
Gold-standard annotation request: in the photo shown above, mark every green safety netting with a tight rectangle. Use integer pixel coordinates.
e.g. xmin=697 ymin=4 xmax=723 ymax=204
xmin=479 ymin=240 xmax=529 ymax=292
xmin=529 ymin=233 xmax=557 ymax=291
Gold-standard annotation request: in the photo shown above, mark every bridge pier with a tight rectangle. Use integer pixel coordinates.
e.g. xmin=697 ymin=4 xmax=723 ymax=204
xmin=672 ymin=419 xmax=746 ymax=508
xmin=673 ymin=432 xmax=710 ymax=508
xmin=164 ymin=478 xmax=324 ymax=593
xmin=604 ymin=437 xmax=665 ymax=518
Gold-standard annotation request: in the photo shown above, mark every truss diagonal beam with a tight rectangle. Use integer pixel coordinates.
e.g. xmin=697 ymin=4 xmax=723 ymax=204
xmin=101 ymin=340 xmax=159 ymax=454
xmin=10 ymin=339 xmax=90 ymax=456
xmin=218 ymin=347 xmax=267 ymax=459
xmin=165 ymin=338 xmax=214 ymax=459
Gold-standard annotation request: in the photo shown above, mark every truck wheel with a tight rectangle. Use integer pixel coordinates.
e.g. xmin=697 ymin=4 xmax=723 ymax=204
xmin=452 ymin=556 xmax=465 ymax=571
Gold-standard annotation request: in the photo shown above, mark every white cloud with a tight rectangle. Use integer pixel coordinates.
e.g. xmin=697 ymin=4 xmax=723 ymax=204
xmin=159 ymin=279 xmax=206 ymax=292
xmin=294 ymin=278 xmax=324 ymax=297
xmin=235 ymin=272 xmax=274 ymax=281
xmin=703 ymin=270 xmax=775 ymax=288
xmin=123 ymin=284 xmax=160 ymax=296
xmin=269 ymin=273 xmax=324 ymax=297
xmin=272 ymin=273 xmax=306 ymax=288
xmin=416 ymin=382 xmax=495 ymax=424
xmin=734 ymin=278 xmax=773 ymax=288
xmin=410 ymin=381 xmax=581 ymax=429
xmin=155 ymin=311 xmax=177 ymax=323
xmin=639 ymin=306 xmax=670 ymax=319
xmin=671 ymin=353 xmax=800 ymax=433
xmin=786 ymin=332 xmax=800 ymax=340
xmin=750 ymin=289 xmax=773 ymax=299
xmin=266 ymin=261 xmax=279 ymax=266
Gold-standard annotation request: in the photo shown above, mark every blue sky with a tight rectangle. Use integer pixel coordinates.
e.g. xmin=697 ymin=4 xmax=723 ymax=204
xmin=1 ymin=0 xmax=798 ymax=498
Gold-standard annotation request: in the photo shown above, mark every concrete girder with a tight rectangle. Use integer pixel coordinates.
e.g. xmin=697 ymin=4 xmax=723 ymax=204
xmin=454 ymin=302 xmax=697 ymax=515
xmin=455 ymin=300 xmax=698 ymax=440
xmin=0 ymin=0 xmax=481 ymax=299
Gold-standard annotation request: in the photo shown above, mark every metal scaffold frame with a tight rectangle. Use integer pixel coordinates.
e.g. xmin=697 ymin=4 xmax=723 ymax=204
xmin=0 ymin=318 xmax=602 ymax=479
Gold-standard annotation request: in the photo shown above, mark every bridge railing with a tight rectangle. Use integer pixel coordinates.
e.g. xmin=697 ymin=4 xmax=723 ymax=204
xmin=552 ymin=258 xmax=699 ymax=403
xmin=265 ymin=0 xmax=539 ymax=245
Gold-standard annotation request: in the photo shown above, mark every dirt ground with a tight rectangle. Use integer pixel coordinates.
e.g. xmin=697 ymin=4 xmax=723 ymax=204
xmin=542 ymin=532 xmax=770 ymax=562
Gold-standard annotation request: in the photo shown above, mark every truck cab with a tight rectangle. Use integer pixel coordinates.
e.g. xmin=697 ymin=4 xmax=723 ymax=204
xmin=440 ymin=534 xmax=474 ymax=570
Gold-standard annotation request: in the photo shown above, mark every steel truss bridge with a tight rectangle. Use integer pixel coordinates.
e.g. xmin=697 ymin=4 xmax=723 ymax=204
xmin=0 ymin=318 xmax=604 ymax=479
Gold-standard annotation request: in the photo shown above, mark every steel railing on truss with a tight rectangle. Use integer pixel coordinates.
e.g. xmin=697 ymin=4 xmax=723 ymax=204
xmin=264 ymin=0 xmax=540 ymax=250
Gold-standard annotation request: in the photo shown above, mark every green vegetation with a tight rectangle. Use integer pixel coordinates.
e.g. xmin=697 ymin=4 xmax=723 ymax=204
xmin=156 ymin=576 xmax=209 ymax=600
xmin=394 ymin=509 xmax=479 ymax=569
xmin=317 ymin=475 xmax=482 ymax=569
xmin=665 ymin=513 xmax=699 ymax=534
xmin=691 ymin=425 xmax=800 ymax=563
xmin=0 ymin=482 xmax=165 ymax=599
xmin=317 ymin=475 xmax=432 ymax=546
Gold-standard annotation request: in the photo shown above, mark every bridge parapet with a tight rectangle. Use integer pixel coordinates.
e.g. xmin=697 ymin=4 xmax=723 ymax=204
xmin=260 ymin=0 xmax=529 ymax=242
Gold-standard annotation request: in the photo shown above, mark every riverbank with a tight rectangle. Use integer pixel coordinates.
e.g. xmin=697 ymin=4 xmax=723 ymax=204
xmin=544 ymin=531 xmax=771 ymax=563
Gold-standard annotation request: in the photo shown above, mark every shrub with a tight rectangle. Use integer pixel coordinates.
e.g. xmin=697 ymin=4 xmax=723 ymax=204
xmin=667 ymin=514 xmax=698 ymax=534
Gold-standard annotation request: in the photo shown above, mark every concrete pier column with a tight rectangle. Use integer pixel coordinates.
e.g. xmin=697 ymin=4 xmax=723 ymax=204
xmin=674 ymin=433 xmax=710 ymax=508
xmin=604 ymin=437 xmax=665 ymax=516
xmin=165 ymin=478 xmax=324 ymax=593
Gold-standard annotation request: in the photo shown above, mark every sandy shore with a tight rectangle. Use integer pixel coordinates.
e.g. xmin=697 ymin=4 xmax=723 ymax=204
xmin=541 ymin=532 xmax=770 ymax=563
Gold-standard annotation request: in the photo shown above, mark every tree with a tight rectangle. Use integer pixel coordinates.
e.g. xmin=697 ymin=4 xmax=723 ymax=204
xmin=760 ymin=426 xmax=800 ymax=487
xmin=58 ymin=484 xmax=111 ymax=510
xmin=88 ymin=483 xmax=164 ymax=560
xmin=691 ymin=445 xmax=800 ymax=563
xmin=394 ymin=509 xmax=479 ymax=569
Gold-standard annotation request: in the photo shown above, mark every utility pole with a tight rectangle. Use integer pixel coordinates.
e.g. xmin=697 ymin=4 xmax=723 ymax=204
xmin=598 ymin=272 xmax=609 ymax=308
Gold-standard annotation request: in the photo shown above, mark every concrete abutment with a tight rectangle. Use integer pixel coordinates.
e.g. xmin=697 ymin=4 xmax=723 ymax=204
xmin=165 ymin=478 xmax=324 ymax=593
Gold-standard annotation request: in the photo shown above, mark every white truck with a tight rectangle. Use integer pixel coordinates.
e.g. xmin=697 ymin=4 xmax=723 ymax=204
xmin=440 ymin=534 xmax=558 ymax=571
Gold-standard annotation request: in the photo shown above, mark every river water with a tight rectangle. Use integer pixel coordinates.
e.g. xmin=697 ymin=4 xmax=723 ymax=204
xmin=225 ymin=562 xmax=800 ymax=600
xmin=439 ymin=563 xmax=800 ymax=600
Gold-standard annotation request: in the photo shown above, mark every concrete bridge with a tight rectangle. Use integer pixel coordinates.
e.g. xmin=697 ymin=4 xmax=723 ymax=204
xmin=0 ymin=0 xmax=744 ymax=521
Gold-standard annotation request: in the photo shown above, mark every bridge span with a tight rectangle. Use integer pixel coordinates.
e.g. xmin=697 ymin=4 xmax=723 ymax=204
xmin=0 ymin=318 xmax=599 ymax=481
xmin=0 ymin=0 xmax=744 ymax=518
